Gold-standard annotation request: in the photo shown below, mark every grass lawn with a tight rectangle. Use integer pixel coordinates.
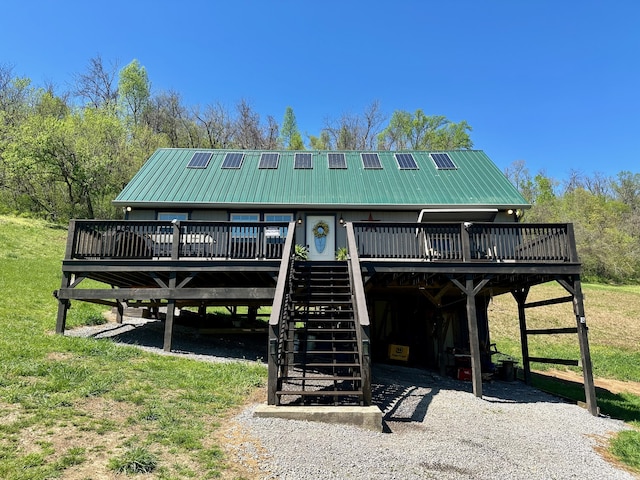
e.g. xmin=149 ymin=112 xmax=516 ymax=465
xmin=0 ymin=215 xmax=267 ymax=479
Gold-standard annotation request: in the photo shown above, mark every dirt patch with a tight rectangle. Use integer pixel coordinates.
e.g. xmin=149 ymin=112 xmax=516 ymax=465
xmin=218 ymin=388 xmax=270 ymax=480
xmin=542 ymin=369 xmax=640 ymax=396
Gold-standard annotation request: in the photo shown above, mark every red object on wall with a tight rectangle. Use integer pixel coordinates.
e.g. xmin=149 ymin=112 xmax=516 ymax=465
xmin=457 ymin=367 xmax=472 ymax=381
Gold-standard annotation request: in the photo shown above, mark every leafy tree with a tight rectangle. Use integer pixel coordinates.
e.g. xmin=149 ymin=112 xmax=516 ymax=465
xmin=309 ymin=130 xmax=331 ymax=150
xmin=118 ymin=59 xmax=150 ymax=126
xmin=280 ymin=106 xmax=304 ymax=149
xmin=377 ymin=109 xmax=472 ymax=150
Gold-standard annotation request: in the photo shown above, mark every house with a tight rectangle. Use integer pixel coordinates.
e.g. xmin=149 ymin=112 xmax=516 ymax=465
xmin=55 ymin=149 xmax=597 ymax=418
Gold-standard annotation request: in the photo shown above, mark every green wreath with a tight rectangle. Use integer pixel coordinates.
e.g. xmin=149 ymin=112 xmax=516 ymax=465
xmin=312 ymin=220 xmax=330 ymax=239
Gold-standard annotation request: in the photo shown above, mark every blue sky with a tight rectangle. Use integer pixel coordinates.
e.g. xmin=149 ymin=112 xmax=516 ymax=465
xmin=1 ymin=1 xmax=638 ymax=181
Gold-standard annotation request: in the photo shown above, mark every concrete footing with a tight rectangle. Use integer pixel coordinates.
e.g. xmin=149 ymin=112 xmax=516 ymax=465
xmin=253 ymin=405 xmax=383 ymax=432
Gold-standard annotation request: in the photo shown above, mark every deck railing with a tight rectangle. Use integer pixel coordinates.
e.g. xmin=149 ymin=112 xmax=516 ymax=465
xmin=353 ymin=222 xmax=578 ymax=263
xmin=68 ymin=220 xmax=292 ymax=260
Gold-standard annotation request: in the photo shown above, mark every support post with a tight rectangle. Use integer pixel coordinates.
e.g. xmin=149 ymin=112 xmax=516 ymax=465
xmin=513 ymin=287 xmax=531 ymax=385
xmin=164 ymin=300 xmax=176 ymax=352
xmin=115 ymin=299 xmax=124 ymax=324
xmin=163 ymin=272 xmax=177 ymax=352
xmin=55 ymin=272 xmax=72 ymax=334
xmin=573 ymin=277 xmax=598 ymax=416
xmin=465 ymin=277 xmax=483 ymax=398
xmin=267 ymin=323 xmax=279 ymax=405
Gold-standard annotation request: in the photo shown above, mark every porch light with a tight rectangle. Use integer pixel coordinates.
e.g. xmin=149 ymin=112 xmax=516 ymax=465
xmin=297 ymin=216 xmax=303 ymax=225
xmin=126 ymin=206 xmax=132 ymax=212
xmin=339 ymin=215 xmax=345 ymax=225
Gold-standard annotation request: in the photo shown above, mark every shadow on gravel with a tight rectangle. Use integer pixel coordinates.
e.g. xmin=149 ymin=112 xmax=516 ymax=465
xmin=70 ymin=318 xmax=571 ymax=426
xmin=71 ymin=317 xmax=268 ymax=363
xmin=372 ymin=363 xmax=567 ymax=432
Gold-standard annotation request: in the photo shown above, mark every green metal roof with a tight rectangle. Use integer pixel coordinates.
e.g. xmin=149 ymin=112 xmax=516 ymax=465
xmin=114 ymin=149 xmax=529 ymax=209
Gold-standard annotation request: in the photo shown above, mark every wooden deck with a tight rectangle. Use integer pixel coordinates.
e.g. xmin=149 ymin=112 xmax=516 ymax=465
xmin=54 ymin=219 xmax=597 ymax=415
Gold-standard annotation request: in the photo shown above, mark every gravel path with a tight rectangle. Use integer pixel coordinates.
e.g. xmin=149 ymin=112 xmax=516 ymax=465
xmin=67 ymin=317 xmax=635 ymax=479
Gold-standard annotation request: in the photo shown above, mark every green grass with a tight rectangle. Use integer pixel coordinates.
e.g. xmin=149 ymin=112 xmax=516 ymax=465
xmin=0 ymin=215 xmax=267 ymax=479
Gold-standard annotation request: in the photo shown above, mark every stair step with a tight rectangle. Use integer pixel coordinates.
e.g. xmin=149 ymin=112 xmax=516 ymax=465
xmin=282 ymin=376 xmax=362 ymax=381
xmin=292 ymin=362 xmax=361 ymax=368
xmin=302 ymin=350 xmax=359 ymax=355
xmin=276 ymin=390 xmax=363 ymax=397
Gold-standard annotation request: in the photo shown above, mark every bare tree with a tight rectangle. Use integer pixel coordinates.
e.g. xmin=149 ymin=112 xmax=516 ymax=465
xmin=73 ymin=55 xmax=118 ymax=110
xmin=193 ymin=102 xmax=235 ymax=148
xmin=323 ymin=100 xmax=386 ymax=150
xmin=583 ymin=172 xmax=612 ymax=198
xmin=233 ymin=99 xmax=265 ymax=149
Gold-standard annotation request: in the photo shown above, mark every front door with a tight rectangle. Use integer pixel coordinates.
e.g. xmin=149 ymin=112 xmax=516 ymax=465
xmin=306 ymin=215 xmax=335 ymax=260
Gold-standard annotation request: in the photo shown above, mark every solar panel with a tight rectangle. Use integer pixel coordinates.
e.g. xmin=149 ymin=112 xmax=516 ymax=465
xmin=362 ymin=153 xmax=382 ymax=169
xmin=328 ymin=153 xmax=347 ymax=169
xmin=221 ymin=152 xmax=244 ymax=169
xmin=187 ymin=151 xmax=212 ymax=169
xmin=395 ymin=153 xmax=418 ymax=170
xmin=294 ymin=153 xmax=312 ymax=169
xmin=259 ymin=152 xmax=280 ymax=169
xmin=430 ymin=153 xmax=457 ymax=170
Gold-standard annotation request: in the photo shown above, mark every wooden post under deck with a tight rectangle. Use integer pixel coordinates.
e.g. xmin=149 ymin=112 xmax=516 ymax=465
xmin=573 ymin=278 xmax=598 ymax=416
xmin=513 ymin=287 xmax=532 ymax=385
xmin=452 ymin=275 xmax=487 ymax=399
xmin=55 ymin=273 xmax=71 ymax=334
xmin=465 ymin=277 xmax=483 ymax=398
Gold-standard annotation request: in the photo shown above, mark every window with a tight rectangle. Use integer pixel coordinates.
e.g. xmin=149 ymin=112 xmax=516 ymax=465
xmin=157 ymin=212 xmax=188 ymax=233
xmin=157 ymin=212 xmax=189 ymax=222
xmin=230 ymin=213 xmax=259 ymax=238
xmin=265 ymin=213 xmax=293 ymax=242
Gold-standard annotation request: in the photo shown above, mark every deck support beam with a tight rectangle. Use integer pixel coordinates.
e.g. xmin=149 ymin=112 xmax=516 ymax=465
xmin=163 ymin=272 xmax=177 ymax=352
xmin=115 ymin=299 xmax=124 ymax=324
xmin=571 ymin=277 xmax=598 ymax=416
xmin=55 ymin=272 xmax=72 ymax=334
xmin=512 ymin=287 xmax=531 ymax=385
xmin=451 ymin=276 xmax=490 ymax=399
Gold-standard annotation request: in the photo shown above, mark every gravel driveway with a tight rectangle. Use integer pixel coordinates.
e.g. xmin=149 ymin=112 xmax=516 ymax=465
xmin=67 ymin=317 xmax=635 ymax=479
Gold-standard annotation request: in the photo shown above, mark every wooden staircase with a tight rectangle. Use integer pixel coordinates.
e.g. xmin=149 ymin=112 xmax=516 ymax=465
xmin=275 ymin=262 xmax=365 ymax=406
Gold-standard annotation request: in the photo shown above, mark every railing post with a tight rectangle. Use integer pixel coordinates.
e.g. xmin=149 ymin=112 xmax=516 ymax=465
xmin=171 ymin=220 xmax=181 ymax=260
xmin=66 ymin=219 xmax=78 ymax=259
xmin=267 ymin=222 xmax=296 ymax=405
xmin=461 ymin=223 xmax=471 ymax=262
xmin=567 ymin=223 xmax=579 ymax=263
xmin=346 ymin=222 xmax=372 ymax=405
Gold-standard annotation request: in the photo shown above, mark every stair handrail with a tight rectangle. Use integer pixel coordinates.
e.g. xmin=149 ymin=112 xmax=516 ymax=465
xmin=267 ymin=221 xmax=297 ymax=405
xmin=345 ymin=222 xmax=372 ymax=405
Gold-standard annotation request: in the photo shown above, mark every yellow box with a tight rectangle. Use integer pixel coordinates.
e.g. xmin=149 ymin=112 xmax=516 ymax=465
xmin=388 ymin=344 xmax=410 ymax=362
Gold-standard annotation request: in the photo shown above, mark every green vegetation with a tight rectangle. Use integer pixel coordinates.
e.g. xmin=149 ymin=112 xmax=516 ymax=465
xmin=108 ymin=446 xmax=158 ymax=474
xmin=489 ymin=281 xmax=640 ymax=473
xmin=0 ymin=215 xmax=266 ymax=479
xmin=506 ymin=163 xmax=640 ymax=283
xmin=0 ymin=61 xmax=472 ymax=223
